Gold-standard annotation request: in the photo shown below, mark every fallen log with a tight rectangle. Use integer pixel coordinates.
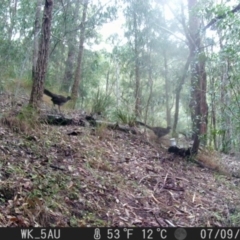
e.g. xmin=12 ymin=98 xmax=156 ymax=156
xmin=40 ymin=114 xmax=137 ymax=134
xmin=40 ymin=114 xmax=86 ymax=126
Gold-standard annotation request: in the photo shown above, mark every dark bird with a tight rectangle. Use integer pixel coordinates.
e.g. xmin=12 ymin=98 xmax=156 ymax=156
xmin=85 ymin=115 xmax=97 ymax=126
xmin=44 ymin=88 xmax=71 ymax=112
xmin=136 ymin=121 xmax=171 ymax=138
xmin=168 ymin=146 xmax=195 ymax=158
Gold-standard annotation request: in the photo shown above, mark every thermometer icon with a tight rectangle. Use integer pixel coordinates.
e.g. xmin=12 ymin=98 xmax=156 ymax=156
xmin=94 ymin=228 xmax=101 ymax=240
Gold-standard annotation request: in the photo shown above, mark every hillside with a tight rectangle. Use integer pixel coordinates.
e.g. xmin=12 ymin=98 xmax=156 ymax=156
xmin=0 ymin=93 xmax=240 ymax=227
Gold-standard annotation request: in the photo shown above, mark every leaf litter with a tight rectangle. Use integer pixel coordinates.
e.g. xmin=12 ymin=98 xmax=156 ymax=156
xmin=0 ymin=105 xmax=239 ymax=227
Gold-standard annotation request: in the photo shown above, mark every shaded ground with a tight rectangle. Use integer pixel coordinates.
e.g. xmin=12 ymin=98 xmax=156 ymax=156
xmin=0 ymin=92 xmax=240 ymax=227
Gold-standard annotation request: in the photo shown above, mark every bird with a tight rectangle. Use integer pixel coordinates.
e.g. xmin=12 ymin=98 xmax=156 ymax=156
xmin=168 ymin=146 xmax=192 ymax=158
xmin=136 ymin=121 xmax=171 ymax=138
xmin=44 ymin=88 xmax=71 ymax=113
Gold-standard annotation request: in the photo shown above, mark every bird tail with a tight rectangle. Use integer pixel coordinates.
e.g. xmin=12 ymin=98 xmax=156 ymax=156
xmin=136 ymin=121 xmax=152 ymax=130
xmin=44 ymin=89 xmax=55 ymax=98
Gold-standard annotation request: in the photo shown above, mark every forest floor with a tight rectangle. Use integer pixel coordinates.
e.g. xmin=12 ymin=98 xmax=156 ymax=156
xmin=0 ymin=92 xmax=240 ymax=227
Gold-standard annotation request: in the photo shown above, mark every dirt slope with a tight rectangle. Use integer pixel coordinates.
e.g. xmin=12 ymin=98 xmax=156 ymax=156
xmin=0 ymin=95 xmax=240 ymax=227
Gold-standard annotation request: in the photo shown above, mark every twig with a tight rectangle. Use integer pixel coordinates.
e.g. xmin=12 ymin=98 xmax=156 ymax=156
xmin=50 ymin=164 xmax=65 ymax=171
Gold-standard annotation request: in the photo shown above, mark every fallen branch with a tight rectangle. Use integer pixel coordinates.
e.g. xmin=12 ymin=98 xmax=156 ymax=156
xmin=41 ymin=114 xmax=137 ymax=134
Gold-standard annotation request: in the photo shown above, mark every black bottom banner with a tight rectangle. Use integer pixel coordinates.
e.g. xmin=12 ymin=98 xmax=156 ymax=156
xmin=0 ymin=227 xmax=239 ymax=240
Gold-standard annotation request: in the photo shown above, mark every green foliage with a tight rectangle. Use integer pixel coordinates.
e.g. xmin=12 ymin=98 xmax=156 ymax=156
xmin=90 ymin=91 xmax=113 ymax=114
xmin=3 ymin=78 xmax=32 ymax=93
xmin=113 ymin=109 xmax=136 ymax=126
xmin=18 ymin=105 xmax=38 ymax=121
xmin=1 ymin=105 xmax=40 ymax=135
xmin=16 ymin=105 xmax=40 ymax=130
xmin=229 ymin=209 xmax=240 ymax=227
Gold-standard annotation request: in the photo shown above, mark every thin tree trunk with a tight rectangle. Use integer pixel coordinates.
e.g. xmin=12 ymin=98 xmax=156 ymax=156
xmin=217 ymin=32 xmax=232 ymax=153
xmin=115 ymin=60 xmax=120 ymax=108
xmin=144 ymin=45 xmax=153 ymax=125
xmin=32 ymin=0 xmax=42 ymax=80
xmin=212 ymin=112 xmax=217 ymax=149
xmin=133 ymin=10 xmax=141 ymax=117
xmin=188 ymin=0 xmax=208 ymax=153
xmin=29 ymin=0 xmax=54 ymax=109
xmin=144 ymin=66 xmax=153 ymax=126
xmin=71 ymin=0 xmax=88 ymax=108
xmin=8 ymin=0 xmax=18 ymax=41
xmin=163 ymin=50 xmax=171 ymax=126
xmin=199 ymin=55 xmax=208 ymax=140
xmin=105 ymin=69 xmax=110 ymax=95
xmin=61 ymin=0 xmax=80 ymax=91
xmin=61 ymin=38 xmax=76 ymax=91
xmin=208 ymin=67 xmax=217 ymax=149
xmin=221 ymin=60 xmax=231 ymax=152
xmin=173 ymin=54 xmax=192 ymax=133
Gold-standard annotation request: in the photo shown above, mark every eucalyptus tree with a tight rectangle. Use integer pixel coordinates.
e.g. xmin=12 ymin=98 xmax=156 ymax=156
xmin=123 ymin=0 xmax=153 ymax=117
xmin=183 ymin=0 xmax=240 ymax=153
xmin=32 ymin=0 xmax=42 ymax=80
xmin=60 ymin=0 xmax=81 ymax=92
xmin=186 ymin=0 xmax=208 ymax=153
xmin=71 ymin=0 xmax=88 ymax=108
xmin=29 ymin=0 xmax=54 ymax=109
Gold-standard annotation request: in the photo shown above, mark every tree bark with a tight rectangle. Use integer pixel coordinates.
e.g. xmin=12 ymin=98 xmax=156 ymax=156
xmin=32 ymin=0 xmax=42 ymax=80
xmin=133 ymin=10 xmax=141 ymax=117
xmin=61 ymin=0 xmax=80 ymax=92
xmin=29 ymin=0 xmax=54 ymax=109
xmin=173 ymin=54 xmax=192 ymax=133
xmin=163 ymin=50 xmax=171 ymax=126
xmin=71 ymin=0 xmax=88 ymax=108
xmin=144 ymin=50 xmax=153 ymax=126
xmin=188 ymin=0 xmax=208 ymax=153
xmin=8 ymin=0 xmax=18 ymax=41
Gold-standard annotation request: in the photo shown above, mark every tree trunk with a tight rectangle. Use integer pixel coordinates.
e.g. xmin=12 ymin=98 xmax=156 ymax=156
xmin=115 ymin=60 xmax=120 ymax=108
xmin=173 ymin=54 xmax=192 ymax=133
xmin=105 ymin=69 xmax=110 ymax=95
xmin=163 ymin=50 xmax=171 ymax=126
xmin=221 ymin=60 xmax=231 ymax=153
xmin=208 ymin=75 xmax=217 ymax=149
xmin=61 ymin=41 xmax=76 ymax=91
xmin=71 ymin=0 xmax=88 ymax=108
xmin=133 ymin=10 xmax=141 ymax=118
xmin=29 ymin=0 xmax=54 ymax=109
xmin=61 ymin=0 xmax=80 ymax=92
xmin=8 ymin=0 xmax=18 ymax=41
xmin=188 ymin=0 xmax=208 ymax=153
xmin=143 ymin=44 xmax=153 ymax=125
xmin=32 ymin=0 xmax=42 ymax=80
xmin=144 ymin=64 xmax=153 ymax=126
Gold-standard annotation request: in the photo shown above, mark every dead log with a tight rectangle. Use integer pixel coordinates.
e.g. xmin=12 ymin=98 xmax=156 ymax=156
xmin=41 ymin=114 xmax=137 ymax=134
xmin=40 ymin=114 xmax=85 ymax=126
